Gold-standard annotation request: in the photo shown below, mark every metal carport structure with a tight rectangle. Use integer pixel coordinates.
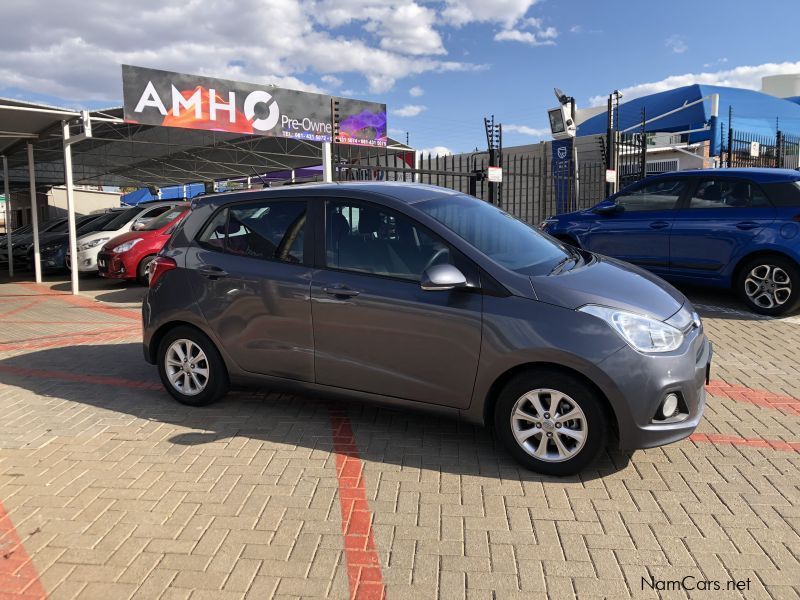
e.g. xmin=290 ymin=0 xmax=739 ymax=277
xmin=1 ymin=100 xmax=391 ymax=295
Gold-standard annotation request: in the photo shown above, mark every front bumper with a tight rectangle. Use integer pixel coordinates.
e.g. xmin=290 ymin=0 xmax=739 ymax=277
xmin=66 ymin=247 xmax=102 ymax=272
xmin=97 ymin=251 xmax=131 ymax=279
xmin=599 ymin=328 xmax=712 ymax=450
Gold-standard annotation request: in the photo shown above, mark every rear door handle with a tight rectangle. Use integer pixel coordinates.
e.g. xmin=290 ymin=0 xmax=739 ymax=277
xmin=198 ymin=266 xmax=228 ymax=279
xmin=323 ymin=285 xmax=360 ymax=298
xmin=735 ymin=221 xmax=759 ymax=230
xmin=649 ymin=221 xmax=670 ymax=229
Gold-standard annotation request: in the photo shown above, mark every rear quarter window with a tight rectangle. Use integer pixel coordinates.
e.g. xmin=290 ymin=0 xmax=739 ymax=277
xmin=762 ymin=181 xmax=800 ymax=207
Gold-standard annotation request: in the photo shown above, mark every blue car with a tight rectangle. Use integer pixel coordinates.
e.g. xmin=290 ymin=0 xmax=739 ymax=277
xmin=541 ymin=168 xmax=800 ymax=315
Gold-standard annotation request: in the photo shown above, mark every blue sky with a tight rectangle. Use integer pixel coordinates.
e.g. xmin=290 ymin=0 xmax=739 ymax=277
xmin=2 ymin=0 xmax=799 ymax=155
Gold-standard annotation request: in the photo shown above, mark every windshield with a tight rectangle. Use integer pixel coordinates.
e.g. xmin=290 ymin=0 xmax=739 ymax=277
xmin=143 ymin=207 xmax=186 ymax=231
xmin=76 ymin=213 xmax=112 ymax=235
xmin=41 ymin=219 xmax=67 ymax=233
xmin=415 ymin=194 xmax=569 ymax=275
xmin=100 ymin=206 xmax=145 ymax=231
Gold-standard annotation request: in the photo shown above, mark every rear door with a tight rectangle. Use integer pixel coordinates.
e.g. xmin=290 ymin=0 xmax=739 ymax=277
xmin=185 ymin=197 xmax=314 ymax=381
xmin=584 ymin=177 xmax=687 ymax=275
xmin=669 ymin=177 xmax=776 ymax=280
xmin=309 ymin=198 xmax=483 ymax=409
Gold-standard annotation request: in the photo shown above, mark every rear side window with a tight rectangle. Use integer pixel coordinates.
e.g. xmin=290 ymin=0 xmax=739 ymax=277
xmin=615 ymin=179 xmax=685 ymax=212
xmin=762 ymin=181 xmax=800 ymax=207
xmin=689 ymin=179 xmax=770 ymax=209
xmin=196 ymin=200 xmax=306 ymax=264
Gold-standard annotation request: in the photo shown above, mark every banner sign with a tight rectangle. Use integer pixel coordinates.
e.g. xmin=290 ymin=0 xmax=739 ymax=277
xmin=551 ymin=138 xmax=574 ymax=214
xmin=122 ymin=65 xmax=387 ymax=147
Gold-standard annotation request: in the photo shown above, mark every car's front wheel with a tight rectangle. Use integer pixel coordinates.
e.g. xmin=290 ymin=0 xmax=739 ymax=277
xmin=494 ymin=370 xmax=608 ymax=475
xmin=157 ymin=326 xmax=229 ymax=406
xmin=737 ymin=255 xmax=800 ymax=316
xmin=137 ymin=254 xmax=157 ymax=285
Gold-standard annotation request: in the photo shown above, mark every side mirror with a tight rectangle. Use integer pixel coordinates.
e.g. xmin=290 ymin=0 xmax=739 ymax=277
xmin=131 ymin=220 xmax=146 ymax=231
xmin=421 ymin=264 xmax=467 ymax=291
xmin=593 ymin=202 xmax=621 ymax=216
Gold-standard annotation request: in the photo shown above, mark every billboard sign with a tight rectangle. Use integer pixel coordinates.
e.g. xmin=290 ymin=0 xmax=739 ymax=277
xmin=122 ymin=65 xmax=387 ymax=147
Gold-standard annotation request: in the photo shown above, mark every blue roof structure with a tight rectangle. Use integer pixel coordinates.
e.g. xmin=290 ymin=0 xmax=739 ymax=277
xmin=578 ymin=85 xmax=800 ymax=155
xmin=121 ymin=183 xmax=205 ymax=205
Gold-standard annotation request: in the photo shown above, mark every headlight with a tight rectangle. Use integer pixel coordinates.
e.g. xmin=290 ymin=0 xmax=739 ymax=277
xmin=78 ymin=237 xmax=109 ymax=251
xmin=42 ymin=244 xmax=61 ymax=253
xmin=112 ymin=238 xmax=142 ymax=253
xmin=578 ymin=305 xmax=684 ymax=353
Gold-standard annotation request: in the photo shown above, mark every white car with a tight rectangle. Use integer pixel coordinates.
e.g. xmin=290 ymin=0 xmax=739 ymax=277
xmin=70 ymin=201 xmax=183 ymax=272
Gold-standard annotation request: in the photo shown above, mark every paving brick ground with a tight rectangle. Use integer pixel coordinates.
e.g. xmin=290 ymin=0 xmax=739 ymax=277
xmin=0 ymin=276 xmax=798 ymax=599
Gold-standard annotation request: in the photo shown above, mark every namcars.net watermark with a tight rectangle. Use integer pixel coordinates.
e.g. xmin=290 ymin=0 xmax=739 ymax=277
xmin=643 ymin=576 xmax=751 ymax=592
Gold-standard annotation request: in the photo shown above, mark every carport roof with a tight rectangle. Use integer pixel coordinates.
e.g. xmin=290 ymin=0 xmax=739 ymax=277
xmin=1 ymin=99 xmax=411 ymax=190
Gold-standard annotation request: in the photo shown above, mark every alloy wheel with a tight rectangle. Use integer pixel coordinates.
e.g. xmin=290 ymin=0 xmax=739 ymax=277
xmin=744 ymin=264 xmax=792 ymax=309
xmin=510 ymin=388 xmax=588 ymax=463
xmin=165 ymin=339 xmax=210 ymax=396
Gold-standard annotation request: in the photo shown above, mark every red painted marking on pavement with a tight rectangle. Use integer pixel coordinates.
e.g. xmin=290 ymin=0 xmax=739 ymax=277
xmin=330 ymin=410 xmax=386 ymax=600
xmin=0 ymin=501 xmax=47 ymax=599
xmin=706 ymin=380 xmax=800 ymax=416
xmin=0 ymin=329 xmax=140 ymax=352
xmin=0 ymin=365 xmax=160 ymax=391
xmin=0 ymin=297 xmax=45 ymax=319
xmin=690 ymin=432 xmax=800 ymax=452
xmin=15 ymin=282 xmax=140 ymax=321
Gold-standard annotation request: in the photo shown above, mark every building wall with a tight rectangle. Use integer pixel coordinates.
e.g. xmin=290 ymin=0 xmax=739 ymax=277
xmin=45 ymin=187 xmax=120 ymax=219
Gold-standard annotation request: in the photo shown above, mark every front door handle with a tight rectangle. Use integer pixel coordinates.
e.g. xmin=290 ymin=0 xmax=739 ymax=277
xmin=198 ymin=266 xmax=228 ymax=279
xmin=735 ymin=221 xmax=759 ymax=230
xmin=323 ymin=285 xmax=360 ymax=298
xmin=649 ymin=221 xmax=670 ymax=229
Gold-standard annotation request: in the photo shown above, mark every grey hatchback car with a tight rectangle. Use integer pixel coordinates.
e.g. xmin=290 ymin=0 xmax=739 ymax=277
xmin=143 ymin=183 xmax=712 ymax=475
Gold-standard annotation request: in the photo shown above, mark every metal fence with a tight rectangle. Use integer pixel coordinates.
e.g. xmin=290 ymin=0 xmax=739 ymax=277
xmin=722 ymin=124 xmax=800 ymax=169
xmin=332 ymin=145 xmax=607 ymax=226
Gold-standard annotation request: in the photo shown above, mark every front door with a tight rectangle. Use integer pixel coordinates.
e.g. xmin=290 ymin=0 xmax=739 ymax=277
xmin=310 ymin=199 xmax=483 ymax=409
xmin=185 ymin=198 xmax=314 ymax=381
xmin=585 ymin=177 xmax=688 ymax=275
xmin=670 ymin=177 xmax=776 ymax=280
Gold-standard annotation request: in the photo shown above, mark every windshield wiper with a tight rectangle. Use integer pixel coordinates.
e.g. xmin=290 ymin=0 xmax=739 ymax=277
xmin=549 ymin=255 xmax=576 ymax=275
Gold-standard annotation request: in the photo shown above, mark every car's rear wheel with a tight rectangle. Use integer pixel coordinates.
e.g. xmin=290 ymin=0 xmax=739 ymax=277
xmin=737 ymin=255 xmax=800 ymax=316
xmin=494 ymin=370 xmax=608 ymax=475
xmin=137 ymin=254 xmax=156 ymax=285
xmin=157 ymin=326 xmax=229 ymax=406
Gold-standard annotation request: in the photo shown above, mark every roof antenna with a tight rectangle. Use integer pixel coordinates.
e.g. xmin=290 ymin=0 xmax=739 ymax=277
xmin=250 ymin=166 xmax=269 ymax=188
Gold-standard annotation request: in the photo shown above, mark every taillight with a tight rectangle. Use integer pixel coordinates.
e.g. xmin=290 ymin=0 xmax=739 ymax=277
xmin=149 ymin=256 xmax=177 ymax=286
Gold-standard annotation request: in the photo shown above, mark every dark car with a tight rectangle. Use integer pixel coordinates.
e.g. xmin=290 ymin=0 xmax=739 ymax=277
xmin=142 ymin=183 xmax=711 ymax=475
xmin=37 ymin=211 xmax=125 ymax=272
xmin=542 ymin=168 xmax=800 ymax=315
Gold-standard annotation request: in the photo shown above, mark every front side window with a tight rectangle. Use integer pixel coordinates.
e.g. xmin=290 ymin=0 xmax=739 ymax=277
xmin=101 ymin=207 xmax=145 ymax=231
xmin=326 ymin=200 xmax=452 ymax=281
xmin=689 ymin=179 xmax=770 ymax=209
xmin=197 ymin=201 xmax=305 ymax=263
xmin=615 ymin=179 xmax=685 ymax=212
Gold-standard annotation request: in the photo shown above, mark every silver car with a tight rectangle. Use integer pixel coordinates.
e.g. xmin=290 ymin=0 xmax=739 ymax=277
xmin=142 ymin=183 xmax=712 ymax=475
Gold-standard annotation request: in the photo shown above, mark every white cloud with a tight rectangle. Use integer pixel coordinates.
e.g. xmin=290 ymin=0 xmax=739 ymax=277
xmin=409 ymin=85 xmax=424 ymax=97
xmin=321 ymin=74 xmax=343 ymax=88
xmin=392 ymin=104 xmax=427 ymax=117
xmin=494 ymin=26 xmax=557 ymax=46
xmin=665 ymin=34 xmax=688 ymax=54
xmin=418 ymin=145 xmax=453 ymax=156
xmin=588 ymin=60 xmax=800 ymax=106
xmin=503 ymin=124 xmax=550 ymax=137
xmin=703 ymin=57 xmax=728 ymax=68
xmin=442 ymin=0 xmax=541 ymax=28
xmin=0 ymin=0 xmax=482 ymax=101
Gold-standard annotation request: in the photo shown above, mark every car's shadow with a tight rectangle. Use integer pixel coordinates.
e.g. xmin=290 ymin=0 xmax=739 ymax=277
xmin=0 ymin=343 xmax=632 ymax=482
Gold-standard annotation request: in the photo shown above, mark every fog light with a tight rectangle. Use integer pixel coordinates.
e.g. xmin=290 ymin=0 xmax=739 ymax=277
xmin=662 ymin=393 xmax=679 ymax=418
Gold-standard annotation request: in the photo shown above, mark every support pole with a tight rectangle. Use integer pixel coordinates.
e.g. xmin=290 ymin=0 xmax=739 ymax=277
xmin=62 ymin=120 xmax=80 ymax=294
xmin=27 ymin=143 xmax=41 ymax=283
xmin=322 ymin=142 xmax=333 ymax=182
xmin=3 ymin=155 xmax=12 ymax=278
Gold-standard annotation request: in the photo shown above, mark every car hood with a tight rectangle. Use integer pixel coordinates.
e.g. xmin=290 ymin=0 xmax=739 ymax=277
xmin=530 ymin=253 xmax=685 ymax=321
xmin=77 ymin=228 xmax=124 ymax=244
xmin=101 ymin=230 xmax=156 ymax=250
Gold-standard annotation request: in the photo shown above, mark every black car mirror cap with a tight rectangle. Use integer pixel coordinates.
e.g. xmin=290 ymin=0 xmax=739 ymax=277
xmin=421 ymin=264 xmax=468 ymax=291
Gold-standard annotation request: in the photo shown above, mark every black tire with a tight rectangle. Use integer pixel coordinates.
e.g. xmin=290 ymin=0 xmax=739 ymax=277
xmin=736 ymin=255 xmax=800 ymax=316
xmin=137 ymin=254 xmax=157 ymax=285
xmin=157 ymin=326 xmax=229 ymax=406
xmin=493 ymin=370 xmax=608 ymax=476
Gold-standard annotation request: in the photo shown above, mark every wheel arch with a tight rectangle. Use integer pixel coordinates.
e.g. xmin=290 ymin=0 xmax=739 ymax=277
xmin=148 ymin=319 xmax=213 ymax=364
xmin=730 ymin=249 xmax=799 ymax=289
xmin=482 ymin=362 xmax=619 ymax=439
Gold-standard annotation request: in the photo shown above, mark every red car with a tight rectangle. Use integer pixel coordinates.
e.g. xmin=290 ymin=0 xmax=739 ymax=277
xmin=98 ymin=204 xmax=189 ymax=284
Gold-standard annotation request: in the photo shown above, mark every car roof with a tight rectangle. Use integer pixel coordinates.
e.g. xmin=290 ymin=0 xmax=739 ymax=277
xmin=651 ymin=167 xmax=800 ymax=183
xmin=190 ymin=181 xmax=460 ymax=209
